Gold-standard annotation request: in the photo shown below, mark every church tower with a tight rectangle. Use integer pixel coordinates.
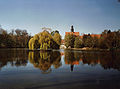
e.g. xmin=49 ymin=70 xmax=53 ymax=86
xmin=71 ymin=25 xmax=74 ymax=32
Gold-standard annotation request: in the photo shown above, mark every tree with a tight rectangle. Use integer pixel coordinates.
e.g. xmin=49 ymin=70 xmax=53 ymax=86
xmin=105 ymin=31 xmax=120 ymax=49
xmin=53 ymin=32 xmax=61 ymax=46
xmin=39 ymin=31 xmax=53 ymax=50
xmin=99 ymin=30 xmax=120 ymax=49
xmin=74 ymin=37 xmax=83 ymax=48
xmin=51 ymin=30 xmax=59 ymax=36
xmin=83 ymin=34 xmax=92 ymax=47
xmin=64 ymin=34 xmax=75 ymax=48
xmin=0 ymin=25 xmax=31 ymax=48
xmin=85 ymin=36 xmax=93 ymax=47
xmin=28 ymin=30 xmax=61 ymax=50
xmin=15 ymin=29 xmax=21 ymax=36
xmin=82 ymin=34 xmax=99 ymax=48
xmin=29 ymin=38 xmax=34 ymax=50
xmin=92 ymin=36 xmax=99 ymax=48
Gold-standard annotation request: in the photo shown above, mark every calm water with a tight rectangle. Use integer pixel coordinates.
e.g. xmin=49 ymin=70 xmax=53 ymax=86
xmin=0 ymin=49 xmax=120 ymax=89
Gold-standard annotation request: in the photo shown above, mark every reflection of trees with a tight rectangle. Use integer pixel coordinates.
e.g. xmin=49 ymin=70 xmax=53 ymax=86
xmin=99 ymin=52 xmax=120 ymax=70
xmin=28 ymin=51 xmax=61 ymax=73
xmin=64 ymin=51 xmax=80 ymax=71
xmin=64 ymin=51 xmax=75 ymax=65
xmin=82 ymin=52 xmax=100 ymax=66
xmin=64 ymin=51 xmax=120 ymax=71
xmin=0 ymin=49 xmax=28 ymax=70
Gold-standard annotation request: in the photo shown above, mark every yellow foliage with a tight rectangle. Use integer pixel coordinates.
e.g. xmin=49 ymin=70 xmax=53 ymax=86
xmin=53 ymin=33 xmax=61 ymax=45
xmin=34 ymin=34 xmax=39 ymax=40
xmin=29 ymin=38 xmax=34 ymax=50
xmin=28 ymin=30 xmax=61 ymax=50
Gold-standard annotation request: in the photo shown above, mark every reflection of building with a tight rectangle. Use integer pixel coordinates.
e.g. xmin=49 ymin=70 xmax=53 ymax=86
xmin=65 ymin=60 xmax=79 ymax=65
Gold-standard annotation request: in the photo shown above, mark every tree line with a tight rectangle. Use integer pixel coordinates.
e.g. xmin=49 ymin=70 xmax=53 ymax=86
xmin=65 ymin=29 xmax=120 ymax=50
xmin=0 ymin=27 xmax=31 ymax=48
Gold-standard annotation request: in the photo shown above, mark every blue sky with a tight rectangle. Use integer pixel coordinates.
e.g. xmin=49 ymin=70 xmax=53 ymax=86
xmin=0 ymin=0 xmax=120 ymax=38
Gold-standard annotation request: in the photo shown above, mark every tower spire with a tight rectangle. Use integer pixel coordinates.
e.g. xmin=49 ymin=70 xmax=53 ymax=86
xmin=71 ymin=25 xmax=74 ymax=32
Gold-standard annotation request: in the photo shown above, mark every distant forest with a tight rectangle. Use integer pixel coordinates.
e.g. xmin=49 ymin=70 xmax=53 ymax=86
xmin=0 ymin=26 xmax=31 ymax=48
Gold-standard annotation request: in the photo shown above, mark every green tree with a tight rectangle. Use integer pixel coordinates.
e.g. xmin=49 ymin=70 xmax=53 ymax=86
xmin=74 ymin=37 xmax=83 ymax=48
xmin=83 ymin=34 xmax=93 ymax=47
xmin=99 ymin=30 xmax=120 ymax=49
xmin=83 ymin=34 xmax=99 ymax=48
xmin=64 ymin=34 xmax=75 ymax=48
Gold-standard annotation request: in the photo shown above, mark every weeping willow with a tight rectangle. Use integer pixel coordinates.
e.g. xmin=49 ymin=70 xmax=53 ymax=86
xmin=28 ymin=31 xmax=61 ymax=50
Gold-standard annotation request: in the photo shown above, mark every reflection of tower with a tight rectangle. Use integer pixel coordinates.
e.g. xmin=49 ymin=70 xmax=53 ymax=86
xmin=71 ymin=25 xmax=74 ymax=32
xmin=71 ymin=65 xmax=74 ymax=71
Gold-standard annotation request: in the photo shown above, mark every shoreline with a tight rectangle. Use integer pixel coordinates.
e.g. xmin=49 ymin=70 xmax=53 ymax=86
xmin=64 ymin=48 xmax=120 ymax=52
xmin=0 ymin=47 xmax=120 ymax=52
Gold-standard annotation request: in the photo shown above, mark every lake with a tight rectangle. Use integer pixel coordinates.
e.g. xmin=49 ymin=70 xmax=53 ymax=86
xmin=0 ymin=49 xmax=120 ymax=89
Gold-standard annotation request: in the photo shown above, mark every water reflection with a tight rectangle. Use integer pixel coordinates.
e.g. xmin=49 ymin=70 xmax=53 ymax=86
xmin=64 ymin=50 xmax=120 ymax=71
xmin=0 ymin=49 xmax=120 ymax=72
xmin=0 ymin=49 xmax=28 ymax=70
xmin=0 ymin=49 xmax=120 ymax=89
xmin=28 ymin=51 xmax=62 ymax=73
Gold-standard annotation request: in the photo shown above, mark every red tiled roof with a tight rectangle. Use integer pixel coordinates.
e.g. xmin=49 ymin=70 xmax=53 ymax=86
xmin=65 ymin=32 xmax=80 ymax=36
xmin=65 ymin=32 xmax=101 ymax=39
xmin=80 ymin=34 xmax=101 ymax=39
xmin=91 ymin=34 xmax=101 ymax=38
